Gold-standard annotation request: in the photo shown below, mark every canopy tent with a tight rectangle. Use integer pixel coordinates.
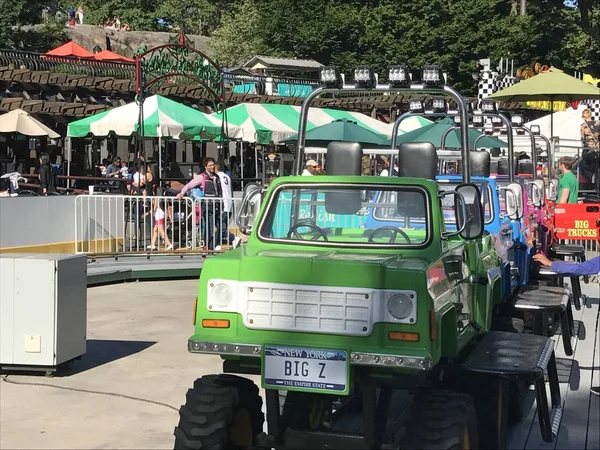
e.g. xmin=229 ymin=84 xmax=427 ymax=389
xmin=93 ymin=50 xmax=134 ymax=63
xmin=45 ymin=41 xmax=94 ymax=58
xmin=210 ymin=103 xmax=431 ymax=144
xmin=67 ymin=95 xmax=224 ymax=139
xmin=0 ymin=109 xmax=60 ymax=138
xmin=524 ymin=104 xmax=589 ymax=143
xmin=488 ymin=67 xmax=600 ymax=137
xmin=282 ymin=118 xmax=388 ymax=146
xmin=387 ymin=118 xmax=507 ymax=149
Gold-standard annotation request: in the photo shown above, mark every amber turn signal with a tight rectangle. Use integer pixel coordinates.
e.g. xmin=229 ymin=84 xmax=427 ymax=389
xmin=202 ymin=319 xmax=230 ymax=328
xmin=388 ymin=331 xmax=419 ymax=342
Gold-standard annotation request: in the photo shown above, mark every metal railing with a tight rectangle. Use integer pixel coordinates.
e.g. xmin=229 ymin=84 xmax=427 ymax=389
xmin=75 ymin=195 xmax=242 ymax=255
xmin=0 ymin=48 xmax=136 ymax=79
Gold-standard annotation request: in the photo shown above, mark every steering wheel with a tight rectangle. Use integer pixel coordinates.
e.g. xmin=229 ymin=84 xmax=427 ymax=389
xmin=367 ymin=226 xmax=412 ymax=244
xmin=287 ymin=223 xmax=329 ymax=241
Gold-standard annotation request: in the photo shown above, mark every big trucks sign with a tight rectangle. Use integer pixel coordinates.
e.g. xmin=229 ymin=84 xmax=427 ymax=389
xmin=554 ymin=204 xmax=600 ymax=240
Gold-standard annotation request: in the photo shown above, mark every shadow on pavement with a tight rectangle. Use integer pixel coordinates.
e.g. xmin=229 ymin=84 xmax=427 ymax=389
xmin=62 ymin=339 xmax=157 ymax=376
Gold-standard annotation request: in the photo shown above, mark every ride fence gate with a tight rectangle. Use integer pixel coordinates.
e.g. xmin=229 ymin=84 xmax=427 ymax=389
xmin=75 ymin=195 xmax=243 ymax=255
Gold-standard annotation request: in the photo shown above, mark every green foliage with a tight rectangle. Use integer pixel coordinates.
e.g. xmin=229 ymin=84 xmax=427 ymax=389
xmin=209 ymin=0 xmax=268 ymax=66
xmin=1 ymin=0 xmax=599 ymax=88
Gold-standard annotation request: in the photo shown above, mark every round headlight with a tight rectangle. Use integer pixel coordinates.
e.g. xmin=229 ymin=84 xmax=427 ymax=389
xmin=387 ymin=293 xmax=413 ymax=320
xmin=212 ymin=284 xmax=233 ymax=308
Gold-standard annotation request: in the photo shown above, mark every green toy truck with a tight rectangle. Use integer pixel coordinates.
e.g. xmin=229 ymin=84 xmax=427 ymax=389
xmin=174 ymin=65 xmax=564 ymax=450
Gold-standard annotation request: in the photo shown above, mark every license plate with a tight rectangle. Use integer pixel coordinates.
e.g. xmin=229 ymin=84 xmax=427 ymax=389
xmin=263 ymin=346 xmax=349 ymax=395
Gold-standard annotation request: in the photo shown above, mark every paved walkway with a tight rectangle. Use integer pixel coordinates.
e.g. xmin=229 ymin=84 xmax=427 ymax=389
xmin=508 ymin=280 xmax=599 ymax=450
xmin=0 ymin=279 xmax=597 ymax=449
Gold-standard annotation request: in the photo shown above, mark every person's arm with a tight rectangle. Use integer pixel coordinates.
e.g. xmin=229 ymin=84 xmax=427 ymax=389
xmin=178 ymin=174 xmax=203 ymax=197
xmin=550 ymin=256 xmax=600 ymax=276
xmin=558 ymin=188 xmax=570 ymax=204
xmin=39 ymin=166 xmax=48 ymax=194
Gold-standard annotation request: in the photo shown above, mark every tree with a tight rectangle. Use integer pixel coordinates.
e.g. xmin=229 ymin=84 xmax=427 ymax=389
xmin=210 ymin=0 xmax=268 ymax=66
xmin=156 ymin=0 xmax=217 ymax=35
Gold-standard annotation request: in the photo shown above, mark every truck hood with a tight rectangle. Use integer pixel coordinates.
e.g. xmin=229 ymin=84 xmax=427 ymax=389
xmin=233 ymin=248 xmax=431 ymax=290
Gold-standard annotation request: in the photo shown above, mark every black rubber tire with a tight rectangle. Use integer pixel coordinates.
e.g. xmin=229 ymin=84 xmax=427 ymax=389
xmin=399 ymin=391 xmax=478 ymax=449
xmin=173 ymin=374 xmax=264 ymax=449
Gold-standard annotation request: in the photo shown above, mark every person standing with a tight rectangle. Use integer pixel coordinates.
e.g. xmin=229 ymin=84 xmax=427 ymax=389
xmin=39 ymin=153 xmax=56 ymax=195
xmin=533 ymin=243 xmax=600 ymax=397
xmin=77 ymin=6 xmax=84 ymax=25
xmin=177 ymin=158 xmax=222 ymax=250
xmin=557 ymin=156 xmax=579 ymax=204
xmin=215 ymin=162 xmax=240 ymax=249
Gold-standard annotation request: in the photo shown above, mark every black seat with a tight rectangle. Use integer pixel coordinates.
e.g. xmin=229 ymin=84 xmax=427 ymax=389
xmin=550 ymin=244 xmax=586 ymax=256
xmin=548 ymin=242 xmax=588 ymax=300
xmin=512 ymin=284 xmax=574 ymax=356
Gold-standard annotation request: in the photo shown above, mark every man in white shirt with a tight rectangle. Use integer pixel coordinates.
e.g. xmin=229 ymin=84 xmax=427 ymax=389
xmin=302 ymin=159 xmax=318 ymax=176
xmin=215 ymin=163 xmax=240 ymax=248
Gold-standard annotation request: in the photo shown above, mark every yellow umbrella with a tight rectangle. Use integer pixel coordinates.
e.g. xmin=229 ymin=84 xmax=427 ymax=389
xmin=0 ymin=109 xmax=60 ymax=138
xmin=489 ymin=67 xmax=600 ymax=137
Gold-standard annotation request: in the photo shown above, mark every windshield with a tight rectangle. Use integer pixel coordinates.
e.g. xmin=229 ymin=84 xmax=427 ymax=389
xmin=258 ymin=184 xmax=431 ymax=247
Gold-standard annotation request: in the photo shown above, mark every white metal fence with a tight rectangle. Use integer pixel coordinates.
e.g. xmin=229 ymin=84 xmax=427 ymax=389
xmin=75 ymin=195 xmax=242 ymax=254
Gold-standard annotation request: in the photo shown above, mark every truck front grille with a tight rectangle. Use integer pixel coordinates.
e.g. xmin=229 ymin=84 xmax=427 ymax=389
xmin=242 ymin=282 xmax=373 ymax=336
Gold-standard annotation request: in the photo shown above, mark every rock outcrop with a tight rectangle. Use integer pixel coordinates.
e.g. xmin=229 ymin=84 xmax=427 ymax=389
xmin=65 ymin=24 xmax=213 ymax=58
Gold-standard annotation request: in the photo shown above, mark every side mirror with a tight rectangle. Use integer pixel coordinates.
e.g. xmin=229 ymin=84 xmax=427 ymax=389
xmin=455 ymin=183 xmax=484 ymax=240
xmin=500 ymin=183 xmax=523 ymax=220
xmin=236 ymin=183 xmax=263 ymax=235
xmin=533 ymin=179 xmax=545 ymax=206
xmin=525 ymin=181 xmax=543 ymax=208
xmin=547 ymin=179 xmax=559 ymax=202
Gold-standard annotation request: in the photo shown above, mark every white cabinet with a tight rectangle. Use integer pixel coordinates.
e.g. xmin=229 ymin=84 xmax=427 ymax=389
xmin=0 ymin=253 xmax=87 ymax=373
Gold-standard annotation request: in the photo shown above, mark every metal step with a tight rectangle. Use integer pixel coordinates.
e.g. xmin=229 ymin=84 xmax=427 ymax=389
xmin=462 ymin=331 xmax=554 ymax=376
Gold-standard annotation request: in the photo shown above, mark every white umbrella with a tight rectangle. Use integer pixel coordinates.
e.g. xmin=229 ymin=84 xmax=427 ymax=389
xmin=0 ymin=109 xmax=60 ymax=138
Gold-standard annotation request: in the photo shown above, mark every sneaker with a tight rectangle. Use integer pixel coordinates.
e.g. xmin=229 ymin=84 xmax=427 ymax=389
xmin=233 ymin=237 xmax=242 ymax=249
xmin=215 ymin=245 xmax=222 ymax=251
xmin=592 ymin=387 xmax=600 ymax=397
xmin=147 ymin=245 xmax=156 ymax=250
xmin=165 ymin=244 xmax=173 ymax=250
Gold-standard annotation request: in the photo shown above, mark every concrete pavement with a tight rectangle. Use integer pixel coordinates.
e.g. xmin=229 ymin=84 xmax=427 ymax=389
xmin=0 ymin=279 xmax=261 ymax=449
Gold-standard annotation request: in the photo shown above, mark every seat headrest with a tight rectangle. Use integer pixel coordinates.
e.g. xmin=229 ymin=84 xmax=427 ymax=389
xmin=498 ymin=157 xmax=517 ymax=175
xmin=397 ymin=142 xmax=438 ymax=180
xmin=470 ymin=151 xmax=491 ymax=177
xmin=326 ymin=141 xmax=363 ymax=175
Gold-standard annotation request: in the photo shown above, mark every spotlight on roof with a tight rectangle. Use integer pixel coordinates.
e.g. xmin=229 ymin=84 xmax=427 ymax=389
xmin=353 ymin=66 xmax=376 ymax=88
xmin=409 ymin=99 xmax=424 ymax=113
xmin=421 ymin=65 xmax=444 ymax=86
xmin=480 ymin=99 xmax=497 ymax=113
xmin=511 ymin=114 xmax=524 ymax=126
xmin=319 ymin=66 xmax=342 ymax=89
xmin=388 ymin=64 xmax=411 ymax=88
xmin=431 ymin=98 xmax=447 ymax=113
xmin=472 ymin=115 xmax=484 ymax=126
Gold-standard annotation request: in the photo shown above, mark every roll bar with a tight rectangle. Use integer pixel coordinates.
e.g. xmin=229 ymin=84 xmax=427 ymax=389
xmin=296 ymin=84 xmax=472 ymax=183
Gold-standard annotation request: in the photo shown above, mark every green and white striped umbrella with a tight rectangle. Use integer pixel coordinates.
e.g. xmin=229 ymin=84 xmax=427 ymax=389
xmin=67 ymin=95 xmax=224 ymax=139
xmin=212 ymin=103 xmax=431 ymax=144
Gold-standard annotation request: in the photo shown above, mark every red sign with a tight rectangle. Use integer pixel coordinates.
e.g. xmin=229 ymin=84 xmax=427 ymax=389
xmin=554 ymin=203 xmax=600 ymax=240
